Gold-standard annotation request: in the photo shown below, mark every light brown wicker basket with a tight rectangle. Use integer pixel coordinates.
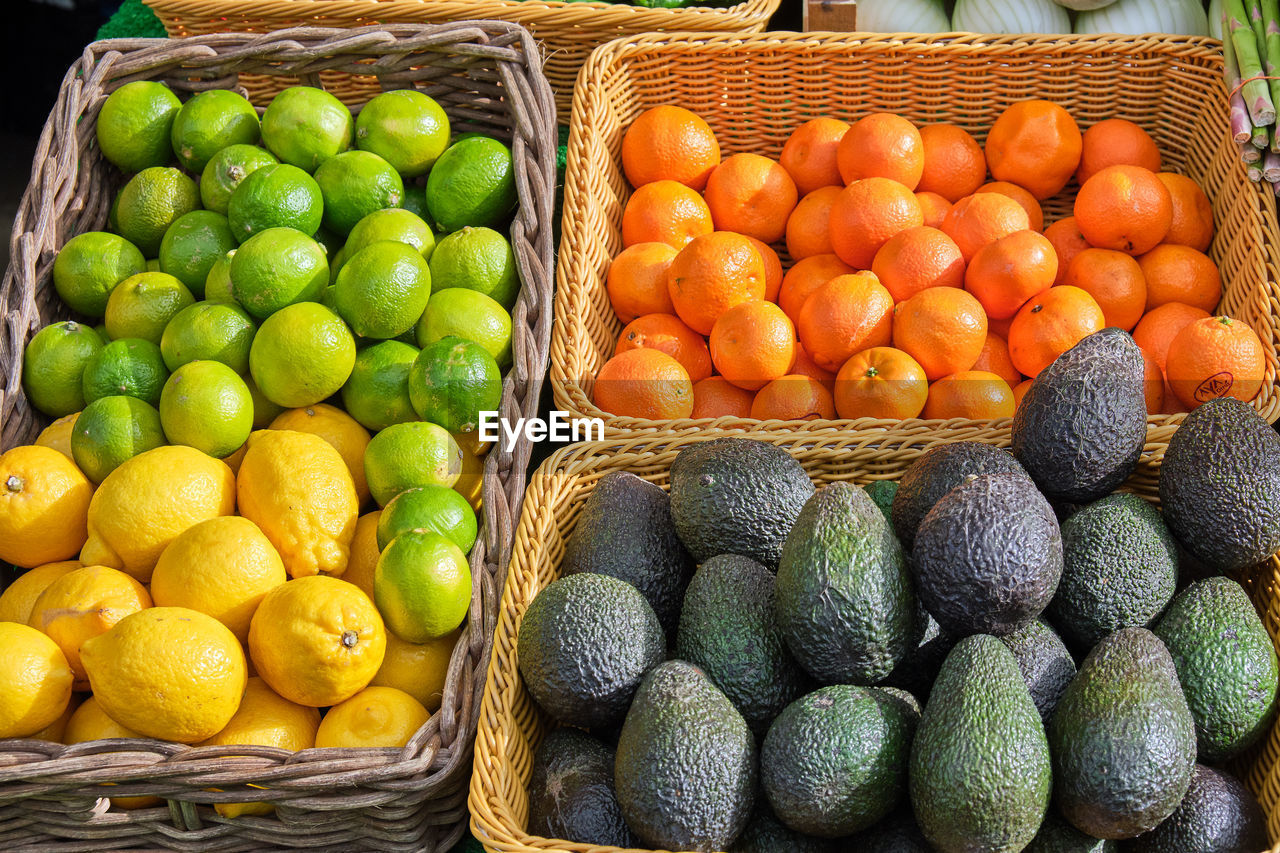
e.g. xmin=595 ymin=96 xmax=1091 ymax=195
xmin=467 ymin=430 xmax=1280 ymax=853
xmin=140 ymin=0 xmax=783 ymax=116
xmin=551 ymin=32 xmax=1280 ymax=448
xmin=0 ymin=22 xmax=555 ymax=852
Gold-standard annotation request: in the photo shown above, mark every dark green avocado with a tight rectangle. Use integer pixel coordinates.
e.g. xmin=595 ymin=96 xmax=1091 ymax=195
xmin=1000 ymin=617 xmax=1077 ymax=724
xmin=864 ymin=479 xmax=898 ymax=525
xmin=526 ymin=727 xmax=637 ymax=847
xmin=1011 ymin=327 xmax=1147 ymax=503
xmin=1158 ymin=397 xmax=1280 ymax=572
xmin=850 ymin=806 xmax=934 ymax=852
xmin=881 ymin=606 xmax=957 ymax=704
xmin=516 ymin=572 xmax=664 ymax=730
xmin=729 ymin=803 xmax=836 ymax=853
xmin=669 ymin=437 xmax=815 ymax=570
xmin=1124 ymin=764 xmax=1267 ymax=853
xmin=912 ymin=471 xmax=1063 ymax=637
xmin=562 ymin=470 xmax=695 ymax=639
xmin=1025 ymin=812 xmax=1116 ymax=852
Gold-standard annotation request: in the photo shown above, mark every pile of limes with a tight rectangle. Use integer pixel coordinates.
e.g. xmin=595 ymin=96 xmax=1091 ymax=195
xmin=0 ymin=79 xmax=524 ymax=792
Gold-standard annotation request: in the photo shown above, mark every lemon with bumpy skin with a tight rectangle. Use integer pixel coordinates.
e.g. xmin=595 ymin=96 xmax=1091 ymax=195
xmin=34 ymin=413 xmax=80 ymax=463
xmin=62 ymin=697 xmax=159 ymax=807
xmin=0 ymin=445 xmax=93 ymax=568
xmin=28 ymin=564 xmax=153 ymax=688
xmin=81 ymin=444 xmax=236 ymax=582
xmin=81 ymin=606 xmax=247 ymax=743
xmin=0 ymin=622 xmax=73 ymax=738
xmin=237 ymin=429 xmax=359 ymax=578
xmin=270 ymin=404 xmax=371 ymax=507
xmin=151 ymin=516 xmax=287 ymax=643
xmin=370 ymin=628 xmax=458 ymax=712
xmin=248 ymin=576 xmax=385 ymax=707
xmin=314 ymin=685 xmax=429 ymax=748
xmin=200 ymin=676 xmax=321 ymax=817
xmin=374 ymin=529 xmax=471 ymax=643
xmin=339 ymin=510 xmax=380 ymax=592
xmin=95 ymin=80 xmax=181 ymax=173
xmin=0 ymin=560 xmax=79 ymax=624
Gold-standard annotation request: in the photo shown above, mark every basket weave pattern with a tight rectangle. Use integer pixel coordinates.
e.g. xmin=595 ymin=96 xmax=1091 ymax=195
xmin=550 ymin=32 xmax=1280 ymax=449
xmin=467 ymin=431 xmax=1280 ymax=853
xmin=0 ymin=23 xmax=555 ymax=852
xmin=140 ymin=0 xmax=782 ymax=115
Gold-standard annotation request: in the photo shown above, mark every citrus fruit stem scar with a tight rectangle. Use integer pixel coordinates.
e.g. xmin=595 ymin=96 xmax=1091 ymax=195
xmin=342 ymin=630 xmax=358 ymax=648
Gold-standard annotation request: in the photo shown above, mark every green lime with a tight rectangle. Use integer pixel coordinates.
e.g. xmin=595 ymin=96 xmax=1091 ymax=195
xmin=425 ymin=136 xmax=516 ymax=232
xmin=407 ymin=337 xmax=501 ymax=434
xmin=227 ymin=163 xmax=323 ymax=242
xmin=96 ymin=81 xmax=181 ymax=173
xmin=415 ymin=287 xmax=511 ymax=368
xmin=170 ymin=89 xmax=260 ymax=173
xmin=399 ymin=185 xmax=431 ymax=223
xmin=159 ymin=360 xmax=253 ymax=458
xmin=318 ymin=284 xmax=339 ymax=312
xmin=364 ymin=421 xmax=461 ymax=507
xmin=260 ymin=86 xmax=354 ymax=172
xmin=245 ymin=373 xmax=284 ymax=429
xmin=115 ymin=167 xmax=201 ymax=256
xmin=313 ymin=150 xmax=404 ymax=235
xmin=377 ymin=485 xmax=477 ymax=553
xmin=160 ymin=301 xmax=256 ymax=373
xmin=428 ymin=226 xmax=519 ymax=309
xmin=199 ymin=144 xmax=279 ymax=215
xmin=21 ymin=321 xmax=105 ymax=417
xmin=341 ymin=340 xmax=421 ymax=432
xmin=94 ymin=324 xmax=111 ymax=342
xmin=373 ymin=529 xmax=471 ymax=642
xmin=204 ymin=251 xmax=236 ymax=304
xmin=104 ymin=271 xmax=196 ymax=344
xmin=249 ymin=302 xmax=356 ymax=408
xmin=81 ymin=338 xmax=169 ymax=406
xmin=71 ymin=395 xmax=166 ymax=484
xmin=344 ymin=208 xmax=436 ymax=265
xmin=108 ymin=190 xmax=122 ymax=233
xmin=355 ymin=89 xmax=451 ymax=179
xmin=52 ymin=231 xmax=146 ymax=317
xmin=146 ymin=258 xmax=162 ymax=272
xmin=158 ymin=210 xmax=235 ymax=296
xmin=332 ymin=241 xmax=431 ymax=340
xmin=229 ymin=227 xmax=328 ymax=319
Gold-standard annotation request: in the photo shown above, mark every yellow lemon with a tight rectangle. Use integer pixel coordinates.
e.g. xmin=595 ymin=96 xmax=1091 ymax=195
xmin=200 ymin=676 xmax=321 ymax=818
xmin=223 ymin=442 xmax=247 ymax=475
xmin=248 ymin=576 xmax=385 ymax=707
xmin=270 ymin=404 xmax=372 ymax=506
xmin=0 ymin=560 xmax=80 ymax=624
xmin=30 ymin=693 xmax=80 ymax=742
xmin=0 ymin=445 xmax=93 ymax=567
xmin=63 ymin=696 xmax=161 ymax=808
xmin=29 ymin=564 xmax=152 ymax=688
xmin=81 ymin=606 xmax=247 ymax=743
xmin=151 ymin=516 xmax=287 ymax=643
xmin=337 ymin=510 xmax=380 ymax=590
xmin=237 ymin=430 xmax=359 ymax=578
xmin=369 ymin=628 xmax=458 ymax=712
xmin=81 ymin=445 xmax=236 ymax=582
xmin=453 ymin=436 xmax=485 ymax=512
xmin=0 ymin=622 xmax=74 ymax=738
xmin=314 ymin=685 xmax=429 ymax=749
xmin=34 ymin=412 xmax=80 ymax=462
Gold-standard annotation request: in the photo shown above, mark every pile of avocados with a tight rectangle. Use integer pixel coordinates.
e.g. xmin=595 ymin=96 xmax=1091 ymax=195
xmin=515 ymin=327 xmax=1280 ymax=853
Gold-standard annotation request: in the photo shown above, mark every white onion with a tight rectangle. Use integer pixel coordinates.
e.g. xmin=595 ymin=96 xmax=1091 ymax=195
xmin=1054 ymin=0 xmax=1120 ymax=10
xmin=1074 ymin=0 xmax=1211 ymax=36
xmin=856 ymin=0 xmax=951 ymax=32
xmin=952 ymin=0 xmax=1072 ymax=34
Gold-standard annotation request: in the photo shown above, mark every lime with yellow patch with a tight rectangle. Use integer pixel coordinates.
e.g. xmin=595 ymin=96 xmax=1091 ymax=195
xmin=364 ymin=421 xmax=461 ymax=507
xmin=200 ymin=143 xmax=278 ymax=215
xmin=22 ymin=321 xmax=105 ymax=417
xmin=159 ymin=360 xmax=254 ymax=459
xmin=408 ymin=336 xmax=502 ymax=434
xmin=230 ymin=227 xmax=328 ymax=320
xmin=170 ymin=89 xmax=260 ymax=173
xmin=249 ymin=302 xmax=355 ymax=408
xmin=415 ymin=286 xmax=511 ymax=368
xmin=428 ymin=225 xmax=519 ymax=309
xmin=104 ymin=271 xmax=195 ymax=344
xmin=160 ymin=301 xmax=256 ymax=373
xmin=377 ymin=484 xmax=476 ymax=553
xmin=158 ymin=209 xmax=235 ymax=296
xmin=374 ymin=528 xmax=471 ymax=643
xmin=53 ymin=231 xmax=146 ymax=317
xmin=355 ymin=89 xmax=451 ymax=179
xmin=260 ymin=86 xmax=353 ymax=173
xmin=115 ymin=166 xmax=201 ymax=256
xmin=71 ymin=395 xmax=167 ymax=484
xmin=81 ymin=337 xmax=169 ymax=406
xmin=425 ymin=136 xmax=516 ymax=232
xmin=227 ymin=164 xmax=323 ymax=242
xmin=314 ymin=149 xmax=404 ymax=235
xmin=333 ymin=240 xmax=431 ymax=340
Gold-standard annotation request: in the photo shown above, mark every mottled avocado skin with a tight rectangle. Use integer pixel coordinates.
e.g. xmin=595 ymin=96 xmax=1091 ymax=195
xmin=669 ymin=437 xmax=815 ymax=570
xmin=909 ymin=635 xmax=1051 ymax=853
xmin=1000 ymin=618 xmax=1077 ymax=724
xmin=729 ymin=803 xmax=836 ymax=853
xmin=1153 ymin=577 xmax=1280 ymax=762
xmin=614 ymin=660 xmax=756 ymax=852
xmin=881 ymin=605 xmax=958 ymax=704
xmin=526 ymin=728 xmax=637 ymax=847
xmin=1012 ymin=327 xmax=1147 ymax=503
xmin=864 ymin=479 xmax=898 ymax=525
xmin=1024 ymin=812 xmax=1116 ymax=852
xmin=760 ymin=685 xmax=918 ymax=837
xmin=676 ymin=554 xmax=809 ymax=736
xmin=1048 ymin=628 xmax=1196 ymax=840
xmin=776 ymin=482 xmax=915 ymax=684
xmin=1049 ymin=493 xmax=1178 ymax=650
xmin=516 ymin=573 xmax=664 ymax=730
xmin=562 ymin=470 xmax=695 ymax=640
xmin=912 ymin=472 xmax=1063 ymax=637
xmin=850 ymin=807 xmax=935 ymax=852
xmin=1158 ymin=397 xmax=1280 ymax=572
xmin=1124 ymin=764 xmax=1268 ymax=853
xmin=890 ymin=441 xmax=1029 ymax=552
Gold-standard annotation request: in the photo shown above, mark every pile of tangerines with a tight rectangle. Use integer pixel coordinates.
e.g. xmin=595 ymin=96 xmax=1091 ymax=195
xmin=592 ymin=99 xmax=1267 ymax=422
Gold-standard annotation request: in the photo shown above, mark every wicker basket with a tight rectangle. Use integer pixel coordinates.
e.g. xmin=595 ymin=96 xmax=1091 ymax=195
xmin=140 ymin=0 xmax=783 ymax=116
xmin=467 ymin=430 xmax=1280 ymax=852
xmin=0 ymin=23 xmax=555 ymax=852
xmin=551 ymin=32 xmax=1280 ymax=448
